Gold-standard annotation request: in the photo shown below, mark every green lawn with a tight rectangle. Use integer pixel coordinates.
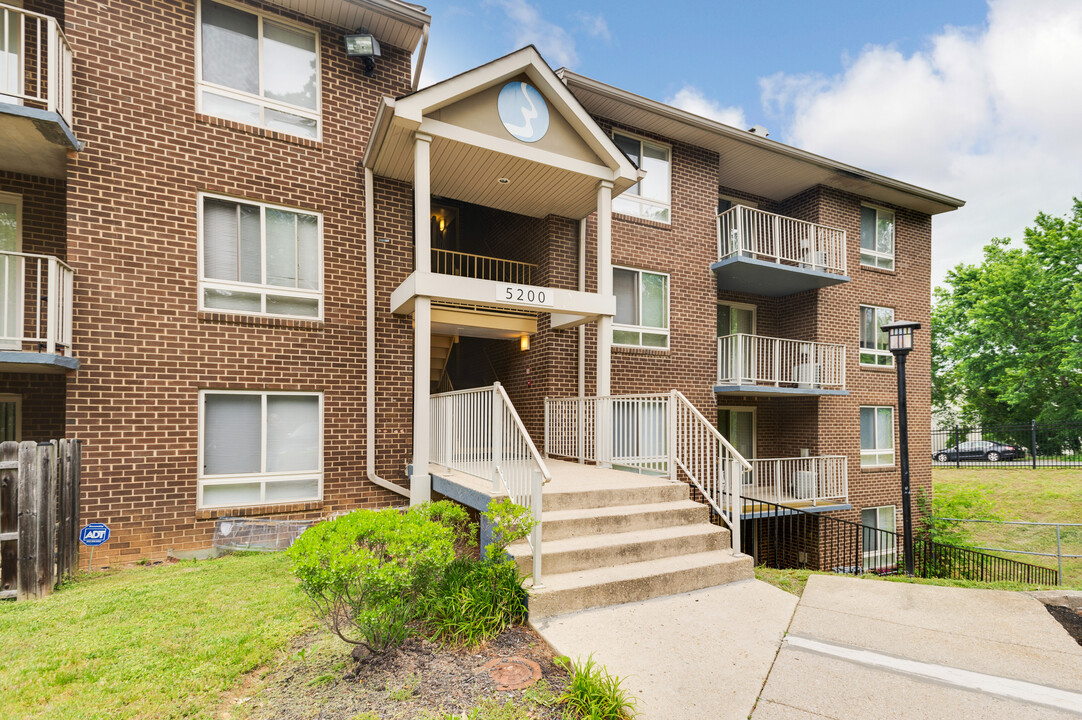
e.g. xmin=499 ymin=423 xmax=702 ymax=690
xmin=0 ymin=552 xmax=313 ymax=720
xmin=932 ymin=467 xmax=1082 ymax=589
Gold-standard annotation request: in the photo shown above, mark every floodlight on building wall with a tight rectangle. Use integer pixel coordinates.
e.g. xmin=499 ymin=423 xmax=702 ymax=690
xmin=345 ymin=31 xmax=381 ymax=77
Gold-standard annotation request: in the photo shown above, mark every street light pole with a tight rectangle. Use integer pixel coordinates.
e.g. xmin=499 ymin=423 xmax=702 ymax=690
xmin=881 ymin=320 xmax=921 ymax=577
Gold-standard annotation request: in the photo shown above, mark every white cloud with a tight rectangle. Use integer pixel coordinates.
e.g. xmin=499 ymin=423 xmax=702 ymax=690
xmin=486 ymin=0 xmax=578 ymax=67
xmin=574 ymin=12 xmax=611 ymax=41
xmin=760 ymin=0 xmax=1082 ymax=286
xmin=666 ymin=85 xmax=747 ymax=129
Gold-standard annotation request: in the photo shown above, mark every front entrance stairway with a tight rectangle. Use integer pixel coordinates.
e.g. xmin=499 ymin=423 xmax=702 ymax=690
xmin=505 ymin=461 xmax=753 ymax=619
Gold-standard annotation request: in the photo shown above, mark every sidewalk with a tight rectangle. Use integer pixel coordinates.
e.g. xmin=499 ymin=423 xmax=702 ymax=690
xmin=753 ymin=575 xmax=1082 ymax=719
xmin=533 ymin=579 xmax=798 ymax=720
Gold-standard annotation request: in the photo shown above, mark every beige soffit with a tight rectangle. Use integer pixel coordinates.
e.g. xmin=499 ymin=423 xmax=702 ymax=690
xmin=557 ymin=69 xmax=965 ymax=216
xmin=265 ymin=0 xmax=429 ymax=50
xmin=364 ymin=46 xmax=642 ymax=219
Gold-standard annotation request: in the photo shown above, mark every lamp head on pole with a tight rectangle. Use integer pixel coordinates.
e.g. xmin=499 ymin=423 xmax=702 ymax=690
xmin=881 ymin=320 xmax=921 ymax=356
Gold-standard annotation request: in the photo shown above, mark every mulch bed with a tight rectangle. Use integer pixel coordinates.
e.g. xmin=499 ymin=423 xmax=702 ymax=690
xmin=1046 ymin=604 xmax=1082 ymax=646
xmin=225 ymin=624 xmax=570 ymax=719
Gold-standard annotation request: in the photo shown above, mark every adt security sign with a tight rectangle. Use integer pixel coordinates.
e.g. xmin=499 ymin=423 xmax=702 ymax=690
xmin=79 ymin=523 xmax=110 ymax=547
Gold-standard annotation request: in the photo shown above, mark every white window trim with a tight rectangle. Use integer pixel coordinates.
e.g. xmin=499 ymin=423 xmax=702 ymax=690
xmin=860 ymin=405 xmax=895 ymax=468
xmin=0 ymin=192 xmax=23 ymax=351
xmin=612 ymin=130 xmax=672 ymax=223
xmin=0 ymin=393 xmax=22 ymax=442
xmin=859 ymin=304 xmax=894 ymax=368
xmin=194 ymin=0 xmax=323 ymax=140
xmin=862 ymin=504 xmax=897 ymax=567
xmin=860 ymin=203 xmax=895 ymax=270
xmin=612 ymin=265 xmax=670 ymax=349
xmin=716 ymin=300 xmax=757 ymax=337
xmin=197 ymin=192 xmax=324 ymax=320
xmin=197 ymin=389 xmax=324 ymax=509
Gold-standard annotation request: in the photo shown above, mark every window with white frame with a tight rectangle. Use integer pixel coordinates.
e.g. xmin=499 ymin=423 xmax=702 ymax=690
xmin=862 ymin=505 xmax=897 ymax=569
xmin=612 ymin=132 xmax=671 ymax=223
xmin=859 ymin=305 xmax=894 ymax=367
xmin=613 ymin=267 xmax=669 ymax=348
xmin=860 ymin=406 xmax=894 ymax=467
xmin=197 ymin=0 xmax=321 ymax=139
xmin=199 ymin=390 xmax=322 ymax=508
xmin=860 ymin=205 xmax=895 ymax=270
xmin=199 ymin=194 xmax=322 ymax=318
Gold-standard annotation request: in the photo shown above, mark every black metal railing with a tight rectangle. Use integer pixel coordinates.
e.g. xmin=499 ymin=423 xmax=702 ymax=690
xmin=738 ymin=495 xmax=1059 ymax=585
xmin=932 ymin=420 xmax=1082 ymax=468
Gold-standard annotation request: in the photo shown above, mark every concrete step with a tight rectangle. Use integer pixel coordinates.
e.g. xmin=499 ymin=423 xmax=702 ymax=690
xmin=508 ymin=523 xmax=730 ymax=576
xmin=542 ymin=500 xmax=710 ymax=541
xmin=540 ymin=481 xmax=689 ymax=512
xmin=527 ymin=550 xmax=754 ymax=620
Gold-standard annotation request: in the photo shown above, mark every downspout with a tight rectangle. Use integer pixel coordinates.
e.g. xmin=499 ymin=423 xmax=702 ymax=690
xmin=411 ymin=23 xmax=429 ymax=92
xmin=578 ymin=218 xmax=586 ymax=397
xmin=366 ymin=166 xmax=410 ymax=499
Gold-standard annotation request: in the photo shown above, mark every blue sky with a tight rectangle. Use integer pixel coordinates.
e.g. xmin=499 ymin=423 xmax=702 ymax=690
xmin=418 ymin=0 xmax=1082 ymax=289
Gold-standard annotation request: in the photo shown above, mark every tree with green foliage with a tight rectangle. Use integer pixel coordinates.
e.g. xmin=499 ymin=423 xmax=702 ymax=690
xmin=932 ymin=199 xmax=1082 ymax=427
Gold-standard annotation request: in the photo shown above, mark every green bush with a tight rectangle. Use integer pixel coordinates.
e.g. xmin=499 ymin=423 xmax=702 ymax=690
xmin=422 ymin=500 xmax=535 ymax=647
xmin=289 ymin=501 xmax=472 ymax=655
xmin=556 ymin=655 xmax=637 ymax=720
xmin=917 ymin=484 xmax=1000 ymax=547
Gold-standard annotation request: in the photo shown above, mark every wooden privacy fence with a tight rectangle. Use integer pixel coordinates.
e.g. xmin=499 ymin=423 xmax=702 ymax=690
xmin=0 ymin=439 xmax=82 ymax=601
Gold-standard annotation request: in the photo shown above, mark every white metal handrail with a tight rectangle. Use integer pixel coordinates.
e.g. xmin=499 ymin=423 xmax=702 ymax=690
xmin=430 ymin=382 xmax=550 ymax=585
xmin=544 ymin=390 xmax=751 ymax=543
xmin=717 ymin=334 xmax=846 ymax=390
xmin=717 ymin=205 xmax=846 ymax=275
xmin=743 ymin=456 xmax=848 ymax=506
xmin=0 ymin=2 xmax=74 ymax=127
xmin=431 ymin=248 xmax=537 ymax=285
xmin=0 ymin=250 xmax=74 ymax=354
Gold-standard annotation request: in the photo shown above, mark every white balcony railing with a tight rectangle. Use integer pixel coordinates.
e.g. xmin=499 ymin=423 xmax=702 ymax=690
xmin=717 ymin=205 xmax=846 ymax=276
xmin=717 ymin=334 xmax=846 ymax=390
xmin=0 ymin=251 xmax=74 ymax=355
xmin=431 ymin=383 xmax=550 ymax=584
xmin=743 ymin=455 xmax=848 ymax=506
xmin=0 ymin=3 xmax=74 ymax=127
xmin=545 ymin=391 xmax=752 ymax=544
xmin=431 ymin=248 xmax=537 ymax=285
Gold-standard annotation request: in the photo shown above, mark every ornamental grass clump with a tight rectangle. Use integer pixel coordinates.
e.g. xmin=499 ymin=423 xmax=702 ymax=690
xmin=288 ymin=501 xmax=472 ymax=656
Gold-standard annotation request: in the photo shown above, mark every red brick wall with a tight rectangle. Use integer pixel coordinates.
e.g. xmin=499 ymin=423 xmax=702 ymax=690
xmin=65 ymin=0 xmax=414 ymax=564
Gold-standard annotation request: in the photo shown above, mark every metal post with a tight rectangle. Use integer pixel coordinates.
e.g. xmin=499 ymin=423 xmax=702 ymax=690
xmin=577 ymin=397 xmax=585 ymax=464
xmin=1031 ymin=419 xmax=1038 ymax=470
xmin=897 ymin=353 xmax=914 ymax=576
xmin=531 ymin=468 xmax=543 ymax=588
xmin=954 ymin=424 xmax=960 ymax=470
xmin=1056 ymin=524 xmax=1063 ymax=586
xmin=730 ymin=457 xmax=741 ymax=553
xmin=543 ymin=398 xmax=550 ymax=459
xmin=491 ymin=384 xmax=503 ymax=493
xmin=667 ymin=391 xmax=677 ymax=483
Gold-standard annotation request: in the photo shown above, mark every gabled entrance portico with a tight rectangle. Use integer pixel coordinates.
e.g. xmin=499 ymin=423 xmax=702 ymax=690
xmin=363 ymin=46 xmax=640 ymax=503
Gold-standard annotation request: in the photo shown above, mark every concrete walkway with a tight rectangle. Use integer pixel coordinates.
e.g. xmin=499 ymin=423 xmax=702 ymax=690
xmin=533 ymin=579 xmax=798 ymax=720
xmin=754 ymin=575 xmax=1082 ymax=719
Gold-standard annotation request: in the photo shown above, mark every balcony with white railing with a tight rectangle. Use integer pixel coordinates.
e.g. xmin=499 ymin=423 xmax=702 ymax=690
xmin=712 ymin=205 xmax=849 ymax=296
xmin=0 ymin=2 xmax=79 ymax=177
xmin=431 ymin=248 xmax=536 ymax=286
xmin=0 ymin=251 xmax=77 ymax=372
xmin=742 ymin=455 xmax=848 ymax=507
xmin=716 ymin=333 xmax=847 ymax=396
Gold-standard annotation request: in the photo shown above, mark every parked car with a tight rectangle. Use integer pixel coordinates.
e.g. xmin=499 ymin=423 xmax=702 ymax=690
xmin=933 ymin=440 xmax=1026 ymax=463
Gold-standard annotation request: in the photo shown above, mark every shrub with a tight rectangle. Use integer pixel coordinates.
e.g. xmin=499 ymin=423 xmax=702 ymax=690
xmin=916 ymin=484 xmax=1000 ymax=547
xmin=556 ymin=655 xmax=637 ymax=720
xmin=289 ymin=501 xmax=471 ymax=655
xmin=422 ymin=500 xmax=534 ymax=646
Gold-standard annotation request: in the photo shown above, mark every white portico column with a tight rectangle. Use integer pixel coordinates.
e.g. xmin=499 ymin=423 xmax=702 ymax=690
xmin=596 ymin=180 xmax=613 ymax=397
xmin=411 ymin=132 xmax=433 ymax=504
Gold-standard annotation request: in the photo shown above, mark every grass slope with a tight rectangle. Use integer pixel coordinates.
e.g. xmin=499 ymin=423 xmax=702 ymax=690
xmin=933 ymin=468 xmax=1082 ymax=588
xmin=0 ymin=552 xmax=312 ymax=720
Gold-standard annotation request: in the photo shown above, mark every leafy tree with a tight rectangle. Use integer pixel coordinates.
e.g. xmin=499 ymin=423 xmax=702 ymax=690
xmin=932 ymin=199 xmax=1082 ymax=428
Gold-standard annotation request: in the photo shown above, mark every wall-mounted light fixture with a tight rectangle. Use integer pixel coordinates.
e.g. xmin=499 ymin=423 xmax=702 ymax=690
xmin=519 ymin=335 xmax=530 ymax=352
xmin=345 ymin=30 xmax=381 ymax=77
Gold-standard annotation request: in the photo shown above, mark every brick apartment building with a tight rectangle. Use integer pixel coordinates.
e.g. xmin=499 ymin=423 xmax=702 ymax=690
xmin=0 ymin=0 xmax=962 ymax=571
